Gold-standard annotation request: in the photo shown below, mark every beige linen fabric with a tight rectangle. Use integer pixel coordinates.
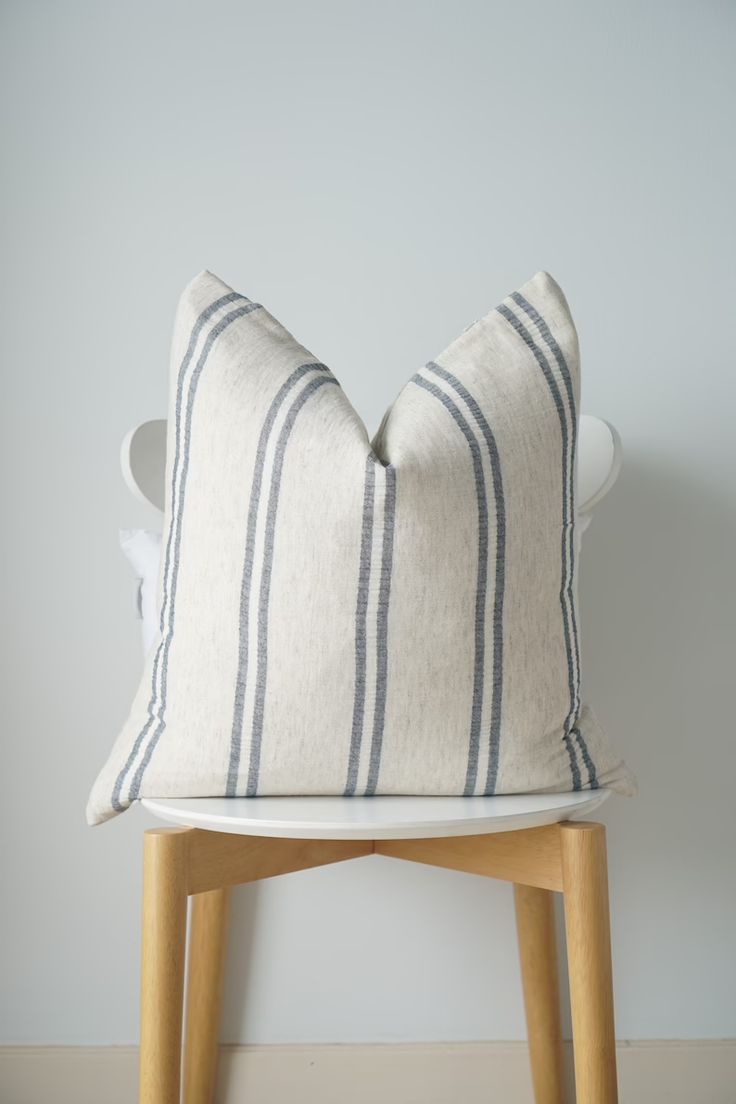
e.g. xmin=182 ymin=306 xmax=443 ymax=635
xmin=87 ymin=270 xmax=635 ymax=825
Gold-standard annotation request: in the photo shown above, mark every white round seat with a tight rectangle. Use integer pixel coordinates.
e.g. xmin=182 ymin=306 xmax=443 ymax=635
xmin=141 ymin=790 xmax=610 ymax=840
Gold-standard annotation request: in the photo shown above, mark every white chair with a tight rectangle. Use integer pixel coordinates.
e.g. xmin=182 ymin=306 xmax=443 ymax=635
xmin=122 ymin=415 xmax=623 ymax=1104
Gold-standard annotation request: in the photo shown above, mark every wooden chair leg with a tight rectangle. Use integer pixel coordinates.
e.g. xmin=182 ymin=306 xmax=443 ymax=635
xmin=140 ymin=828 xmax=189 ymax=1104
xmin=183 ymin=887 xmax=231 ymax=1104
xmin=514 ymin=883 xmax=565 ymax=1104
xmin=560 ymin=823 xmax=618 ymax=1104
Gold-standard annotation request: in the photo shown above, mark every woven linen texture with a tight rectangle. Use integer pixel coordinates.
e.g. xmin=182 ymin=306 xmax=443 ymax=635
xmin=87 ymin=270 xmax=635 ymax=824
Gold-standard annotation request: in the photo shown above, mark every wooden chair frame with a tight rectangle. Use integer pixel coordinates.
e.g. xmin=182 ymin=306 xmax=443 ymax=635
xmin=139 ymin=820 xmax=617 ymax=1104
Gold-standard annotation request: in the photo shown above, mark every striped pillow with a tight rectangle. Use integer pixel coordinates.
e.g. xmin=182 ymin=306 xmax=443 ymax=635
xmin=87 ymin=270 xmax=634 ymax=824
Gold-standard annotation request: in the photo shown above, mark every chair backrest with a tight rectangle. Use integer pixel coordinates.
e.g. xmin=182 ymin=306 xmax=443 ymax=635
xmin=121 ymin=414 xmax=622 ymax=517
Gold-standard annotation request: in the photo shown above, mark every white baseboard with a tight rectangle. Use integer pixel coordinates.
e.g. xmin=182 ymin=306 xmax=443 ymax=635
xmin=1 ymin=1040 xmax=734 ymax=1104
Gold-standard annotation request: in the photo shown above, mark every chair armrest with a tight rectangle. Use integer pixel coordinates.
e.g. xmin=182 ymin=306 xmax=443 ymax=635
xmin=121 ymin=419 xmax=167 ymax=513
xmin=578 ymin=416 xmax=622 ymax=514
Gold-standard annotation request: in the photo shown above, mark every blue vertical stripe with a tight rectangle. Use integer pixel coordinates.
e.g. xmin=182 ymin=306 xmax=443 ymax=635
xmin=246 ymin=373 xmax=339 ymax=796
xmin=412 ymin=373 xmax=489 ymax=795
xmin=426 ymin=362 xmax=506 ymax=794
xmin=364 ymin=463 xmax=397 ymax=796
xmin=497 ymin=302 xmax=584 ymax=790
xmin=111 ymin=292 xmax=260 ymax=811
xmin=344 ymin=454 xmax=377 ymax=796
xmin=510 ymin=292 xmax=598 ymax=789
xmin=227 ymin=362 xmax=331 ymax=796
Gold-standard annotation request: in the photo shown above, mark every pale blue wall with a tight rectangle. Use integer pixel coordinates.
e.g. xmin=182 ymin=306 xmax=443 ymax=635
xmin=2 ymin=0 xmax=734 ymax=1043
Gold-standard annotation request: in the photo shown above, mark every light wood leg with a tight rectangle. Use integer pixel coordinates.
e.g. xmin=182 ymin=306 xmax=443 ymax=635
xmin=561 ymin=823 xmax=618 ymax=1104
xmin=514 ymin=883 xmax=565 ymax=1104
xmin=183 ymin=888 xmax=231 ymax=1104
xmin=140 ymin=828 xmax=189 ymax=1104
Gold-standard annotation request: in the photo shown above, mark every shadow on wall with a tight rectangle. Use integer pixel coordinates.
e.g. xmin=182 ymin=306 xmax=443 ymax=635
xmin=217 ymin=885 xmax=258 ymax=1063
xmin=580 ymin=449 xmax=735 ymax=853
